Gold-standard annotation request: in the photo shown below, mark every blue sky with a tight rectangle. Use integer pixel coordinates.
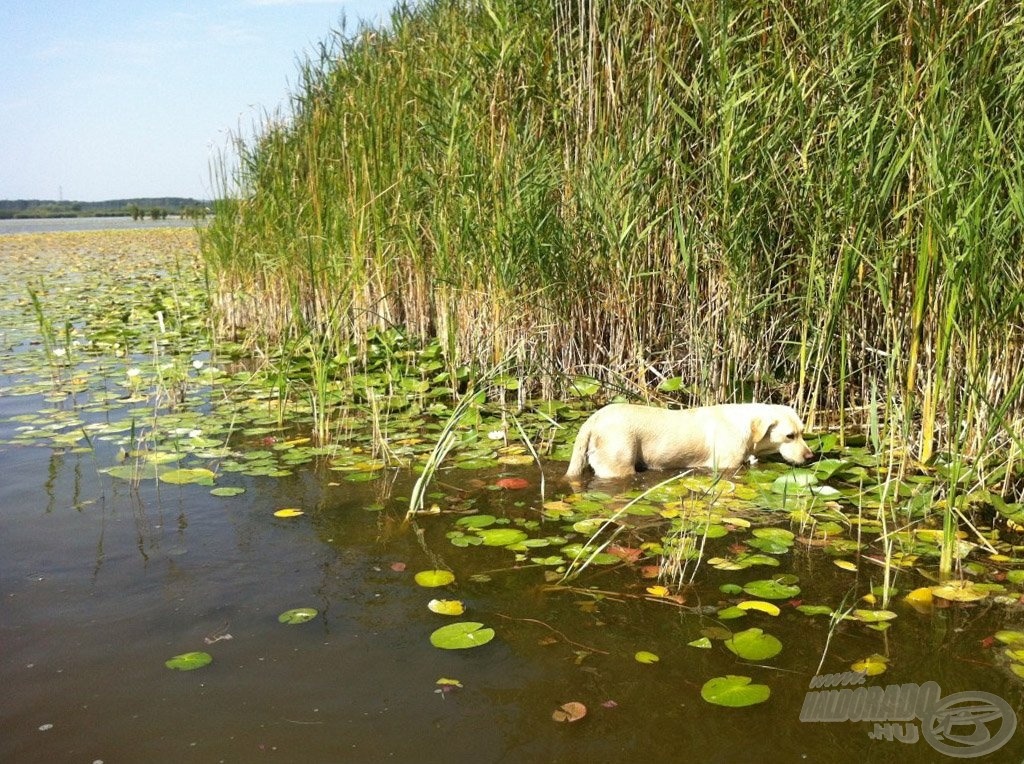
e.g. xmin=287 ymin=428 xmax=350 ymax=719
xmin=0 ymin=0 xmax=397 ymax=201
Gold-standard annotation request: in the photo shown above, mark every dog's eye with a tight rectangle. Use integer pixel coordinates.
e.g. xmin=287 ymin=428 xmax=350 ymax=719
xmin=786 ymin=432 xmax=797 ymax=440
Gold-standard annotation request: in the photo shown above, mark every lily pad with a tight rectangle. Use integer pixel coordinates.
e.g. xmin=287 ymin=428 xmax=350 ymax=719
xmin=159 ymin=468 xmax=216 ymax=485
xmin=210 ymin=486 xmax=246 ymax=497
xmin=737 ymin=600 xmax=781 ymax=616
xmin=415 ymin=569 xmax=456 ymax=587
xmin=165 ymin=651 xmax=212 ymax=671
xmin=477 ymin=528 xmax=529 ymax=547
xmin=551 ymin=701 xmax=587 ymax=722
xmin=724 ymin=628 xmax=783 ymax=661
xmin=427 ymin=599 xmax=466 ymax=616
xmin=742 ymin=578 xmax=801 ymax=600
xmin=278 ymin=607 xmax=318 ymax=624
xmin=701 ymin=675 xmax=771 ymax=707
xmin=429 ymin=621 xmax=495 ymax=650
xmin=456 ymin=514 xmax=497 ymax=529
xmin=635 ymin=651 xmax=660 ymax=664
xmin=852 ymin=654 xmax=889 ymax=676
xmin=273 ymin=508 xmax=304 ymax=518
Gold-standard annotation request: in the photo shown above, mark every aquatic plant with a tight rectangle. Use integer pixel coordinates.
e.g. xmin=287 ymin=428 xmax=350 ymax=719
xmin=203 ymin=0 xmax=1024 ymax=492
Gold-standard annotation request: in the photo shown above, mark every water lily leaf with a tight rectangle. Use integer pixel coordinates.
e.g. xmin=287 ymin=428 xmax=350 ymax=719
xmin=751 ymin=527 xmax=795 ymax=544
xmin=833 ymin=559 xmax=858 ymax=572
xmin=415 ymin=569 xmax=456 ymax=587
xmin=273 ymin=508 xmax=304 ymax=518
xmin=742 ymin=579 xmax=801 ymax=600
xmin=159 ymin=468 xmax=216 ymax=485
xmin=495 ymin=476 xmax=530 ymax=489
xmin=1006 ymin=570 xmax=1024 ymax=586
xmin=103 ymin=463 xmax=164 ymax=481
xmin=771 ymin=470 xmax=819 ymax=494
xmin=797 ymin=605 xmax=833 ymax=616
xmin=994 ymin=630 xmax=1024 ymax=646
xmin=552 ymin=701 xmax=587 ymax=722
xmin=646 ymin=585 xmax=671 ymax=598
xmin=165 ymin=651 xmax=212 ymax=671
xmin=456 ymin=514 xmax=497 ymax=529
xmin=427 ymin=599 xmax=465 ymax=616
xmin=717 ymin=606 xmax=747 ymax=620
xmin=904 ymin=587 xmax=933 ymax=612
xmin=737 ymin=600 xmax=781 ymax=616
xmin=851 ymin=654 xmax=889 ymax=676
xmin=430 ymin=621 xmax=495 ymax=650
xmin=635 ymin=651 xmax=660 ymax=664
xmin=688 ymin=637 xmax=713 ymax=649
xmin=931 ymin=581 xmax=989 ymax=602
xmin=701 ymin=675 xmax=771 ymax=707
xmin=210 ymin=486 xmax=245 ymax=497
xmin=725 ymin=628 xmax=782 ymax=660
xmin=278 ymin=607 xmax=318 ymax=624
xmin=851 ymin=609 xmax=898 ymax=622
xmin=477 ymin=528 xmax=529 ymax=547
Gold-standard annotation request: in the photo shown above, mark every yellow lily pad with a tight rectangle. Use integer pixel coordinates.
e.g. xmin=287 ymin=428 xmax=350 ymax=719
xmin=273 ymin=508 xmax=304 ymax=518
xmin=427 ymin=599 xmax=465 ymax=616
xmin=737 ymin=600 xmax=781 ymax=616
xmin=851 ymin=653 xmax=889 ymax=676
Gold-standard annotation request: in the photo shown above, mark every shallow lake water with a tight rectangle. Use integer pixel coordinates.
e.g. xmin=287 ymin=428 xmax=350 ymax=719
xmin=2 ymin=229 xmax=1022 ymax=762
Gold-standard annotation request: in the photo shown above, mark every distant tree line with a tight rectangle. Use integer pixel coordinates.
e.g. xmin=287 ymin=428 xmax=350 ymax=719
xmin=0 ymin=198 xmax=211 ymax=220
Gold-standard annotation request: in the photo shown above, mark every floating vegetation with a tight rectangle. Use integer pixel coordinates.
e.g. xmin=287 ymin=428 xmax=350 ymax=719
xmin=4 ymin=229 xmax=1024 ymax=715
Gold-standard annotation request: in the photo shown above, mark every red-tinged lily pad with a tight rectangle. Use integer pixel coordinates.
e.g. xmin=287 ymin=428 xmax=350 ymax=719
xmin=165 ymin=651 xmax=212 ymax=671
xmin=552 ymin=701 xmax=587 ymax=722
xmin=495 ymin=477 xmax=530 ymax=490
xmin=701 ymin=675 xmax=771 ymax=707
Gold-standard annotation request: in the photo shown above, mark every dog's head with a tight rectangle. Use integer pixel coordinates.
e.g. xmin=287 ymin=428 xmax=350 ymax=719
xmin=751 ymin=406 xmax=814 ymax=465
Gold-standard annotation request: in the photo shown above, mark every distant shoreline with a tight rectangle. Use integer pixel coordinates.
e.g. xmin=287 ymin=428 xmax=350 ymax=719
xmin=0 ymin=197 xmax=212 ymax=221
xmin=0 ymin=216 xmax=207 ymax=235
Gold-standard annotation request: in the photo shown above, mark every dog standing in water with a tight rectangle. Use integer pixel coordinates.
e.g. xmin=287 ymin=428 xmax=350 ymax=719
xmin=565 ymin=403 xmax=814 ymax=480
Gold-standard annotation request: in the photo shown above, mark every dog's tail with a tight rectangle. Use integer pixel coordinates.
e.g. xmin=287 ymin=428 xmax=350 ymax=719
xmin=564 ymin=418 xmax=593 ymax=479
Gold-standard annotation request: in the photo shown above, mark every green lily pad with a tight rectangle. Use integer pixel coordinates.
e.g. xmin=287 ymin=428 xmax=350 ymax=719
xmin=717 ymin=606 xmax=747 ymax=620
xmin=415 ymin=569 xmax=456 ymax=587
xmin=278 ymin=607 xmax=319 ymax=624
xmin=456 ymin=514 xmax=497 ymax=529
xmin=429 ymin=621 xmax=495 ymax=650
xmin=797 ymin=605 xmax=834 ymax=617
xmin=742 ymin=578 xmax=801 ymax=600
xmin=165 ymin=651 xmax=212 ymax=671
xmin=724 ymin=628 xmax=783 ymax=660
xmin=688 ymin=637 xmax=713 ymax=649
xmin=210 ymin=486 xmax=245 ymax=497
xmin=701 ymin=675 xmax=771 ymax=707
xmin=771 ymin=470 xmax=819 ymax=494
xmin=159 ymin=467 xmax=216 ymax=485
xmin=635 ymin=650 xmax=660 ymax=664
xmin=477 ymin=528 xmax=529 ymax=547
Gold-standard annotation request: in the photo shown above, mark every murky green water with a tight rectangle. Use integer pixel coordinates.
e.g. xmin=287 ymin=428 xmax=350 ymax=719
xmin=2 ymin=230 xmax=1022 ymax=763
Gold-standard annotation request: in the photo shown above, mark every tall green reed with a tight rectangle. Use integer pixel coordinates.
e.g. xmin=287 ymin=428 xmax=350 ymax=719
xmin=202 ymin=0 xmax=1024 ymax=488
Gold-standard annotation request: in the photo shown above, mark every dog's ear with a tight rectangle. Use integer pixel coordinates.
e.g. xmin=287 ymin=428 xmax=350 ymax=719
xmin=751 ymin=417 xmax=775 ymax=444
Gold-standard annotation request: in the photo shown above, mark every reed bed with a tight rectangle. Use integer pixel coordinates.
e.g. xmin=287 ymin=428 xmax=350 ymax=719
xmin=203 ymin=0 xmax=1024 ymax=480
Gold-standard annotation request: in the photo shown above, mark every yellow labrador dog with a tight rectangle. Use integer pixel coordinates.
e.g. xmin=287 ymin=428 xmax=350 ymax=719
xmin=565 ymin=403 xmax=813 ymax=480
